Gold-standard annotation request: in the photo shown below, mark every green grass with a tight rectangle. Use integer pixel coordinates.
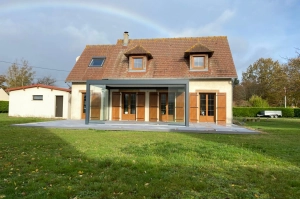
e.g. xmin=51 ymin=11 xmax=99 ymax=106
xmin=0 ymin=114 xmax=299 ymax=198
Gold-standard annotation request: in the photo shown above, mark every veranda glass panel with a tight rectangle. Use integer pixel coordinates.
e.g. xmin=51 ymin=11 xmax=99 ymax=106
xmin=130 ymin=93 xmax=136 ymax=114
xmin=89 ymin=85 xmax=109 ymax=121
xmin=168 ymin=86 xmax=185 ymax=125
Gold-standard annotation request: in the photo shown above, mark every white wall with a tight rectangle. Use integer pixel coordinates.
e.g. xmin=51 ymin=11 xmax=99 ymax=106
xmin=189 ymin=79 xmax=233 ymax=125
xmin=0 ymin=88 xmax=9 ymax=101
xmin=9 ymin=87 xmax=70 ymax=119
xmin=70 ymin=83 xmax=86 ymax=119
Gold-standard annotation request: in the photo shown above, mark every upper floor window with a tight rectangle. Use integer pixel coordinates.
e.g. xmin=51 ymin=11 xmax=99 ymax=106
xmin=89 ymin=57 xmax=106 ymax=67
xmin=129 ymin=56 xmax=146 ymax=71
xmin=190 ymin=54 xmax=208 ymax=70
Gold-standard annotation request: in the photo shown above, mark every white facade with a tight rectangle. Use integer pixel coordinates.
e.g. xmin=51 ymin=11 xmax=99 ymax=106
xmin=189 ymin=79 xmax=233 ymax=124
xmin=70 ymin=83 xmax=86 ymax=119
xmin=0 ymin=88 xmax=9 ymax=101
xmin=9 ymin=87 xmax=71 ymax=119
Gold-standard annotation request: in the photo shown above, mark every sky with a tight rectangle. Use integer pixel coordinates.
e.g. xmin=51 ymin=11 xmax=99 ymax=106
xmin=0 ymin=0 xmax=299 ymax=88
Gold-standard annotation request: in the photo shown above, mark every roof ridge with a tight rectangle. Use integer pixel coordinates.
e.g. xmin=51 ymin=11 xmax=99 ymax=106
xmin=116 ymin=36 xmax=227 ymax=43
xmin=6 ymin=84 xmax=71 ymax=92
xmin=85 ymin=44 xmax=115 ymax=48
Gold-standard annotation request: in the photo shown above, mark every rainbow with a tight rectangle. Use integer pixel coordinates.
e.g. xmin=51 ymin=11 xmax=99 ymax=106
xmin=0 ymin=0 xmax=173 ymax=36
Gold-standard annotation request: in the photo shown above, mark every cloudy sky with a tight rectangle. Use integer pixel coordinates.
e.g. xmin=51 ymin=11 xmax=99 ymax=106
xmin=0 ymin=0 xmax=299 ymax=88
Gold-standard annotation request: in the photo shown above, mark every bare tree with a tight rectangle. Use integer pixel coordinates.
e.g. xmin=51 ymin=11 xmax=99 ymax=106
xmin=36 ymin=75 xmax=56 ymax=86
xmin=6 ymin=59 xmax=35 ymax=88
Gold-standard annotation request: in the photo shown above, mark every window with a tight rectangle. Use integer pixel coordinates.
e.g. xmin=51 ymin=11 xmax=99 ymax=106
xmin=200 ymin=93 xmax=215 ymax=116
xmin=129 ymin=56 xmax=146 ymax=71
xmin=89 ymin=57 xmax=106 ymax=67
xmin=194 ymin=57 xmax=204 ymax=67
xmin=190 ymin=54 xmax=208 ymax=70
xmin=134 ymin=58 xmax=143 ymax=69
xmin=33 ymin=95 xmax=43 ymax=100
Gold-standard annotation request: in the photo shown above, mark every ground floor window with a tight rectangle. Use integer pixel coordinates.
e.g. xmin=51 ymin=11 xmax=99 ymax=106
xmin=199 ymin=93 xmax=216 ymax=122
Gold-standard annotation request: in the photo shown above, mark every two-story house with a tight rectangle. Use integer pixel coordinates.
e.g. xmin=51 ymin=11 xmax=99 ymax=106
xmin=66 ymin=32 xmax=237 ymax=126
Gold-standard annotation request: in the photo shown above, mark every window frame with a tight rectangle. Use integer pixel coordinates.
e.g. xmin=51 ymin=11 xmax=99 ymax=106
xmin=33 ymin=95 xmax=43 ymax=101
xmin=89 ymin=57 xmax=106 ymax=67
xmin=129 ymin=56 xmax=146 ymax=71
xmin=190 ymin=54 xmax=208 ymax=70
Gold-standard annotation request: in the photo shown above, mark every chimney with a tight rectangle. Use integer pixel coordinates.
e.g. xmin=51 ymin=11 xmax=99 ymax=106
xmin=123 ymin=31 xmax=129 ymax=46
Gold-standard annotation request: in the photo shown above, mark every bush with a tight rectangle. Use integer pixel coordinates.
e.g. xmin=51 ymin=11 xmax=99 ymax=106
xmin=0 ymin=101 xmax=9 ymax=113
xmin=233 ymin=107 xmax=295 ymax=117
xmin=249 ymin=95 xmax=269 ymax=107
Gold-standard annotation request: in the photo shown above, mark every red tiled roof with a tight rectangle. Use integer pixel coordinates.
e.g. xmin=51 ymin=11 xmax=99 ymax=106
xmin=6 ymin=84 xmax=71 ymax=93
xmin=66 ymin=36 xmax=237 ymax=82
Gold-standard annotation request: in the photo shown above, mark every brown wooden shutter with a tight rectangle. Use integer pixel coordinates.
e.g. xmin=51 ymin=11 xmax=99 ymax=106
xmin=112 ymin=92 xmax=121 ymax=121
xmin=189 ymin=93 xmax=198 ymax=122
xmin=217 ymin=93 xmax=226 ymax=125
xmin=149 ymin=92 xmax=158 ymax=122
xmin=91 ymin=92 xmax=101 ymax=120
xmin=137 ymin=92 xmax=145 ymax=121
xmin=175 ymin=92 xmax=184 ymax=122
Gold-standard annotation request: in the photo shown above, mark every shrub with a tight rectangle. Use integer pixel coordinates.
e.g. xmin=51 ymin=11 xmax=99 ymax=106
xmin=0 ymin=101 xmax=9 ymax=113
xmin=249 ymin=95 xmax=269 ymax=107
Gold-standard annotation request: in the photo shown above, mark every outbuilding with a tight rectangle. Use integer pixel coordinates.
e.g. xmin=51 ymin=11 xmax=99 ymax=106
xmin=6 ymin=84 xmax=71 ymax=119
xmin=0 ymin=88 xmax=9 ymax=101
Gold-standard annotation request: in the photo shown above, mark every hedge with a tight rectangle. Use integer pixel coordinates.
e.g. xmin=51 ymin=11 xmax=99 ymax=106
xmin=0 ymin=101 xmax=9 ymax=113
xmin=233 ymin=107 xmax=296 ymax=117
xmin=294 ymin=108 xmax=300 ymax=117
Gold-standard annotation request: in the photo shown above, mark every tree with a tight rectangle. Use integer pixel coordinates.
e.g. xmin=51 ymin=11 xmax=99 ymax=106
xmin=36 ymin=75 xmax=56 ymax=86
xmin=284 ymin=53 xmax=300 ymax=107
xmin=6 ymin=59 xmax=35 ymax=88
xmin=242 ymin=58 xmax=287 ymax=106
xmin=0 ymin=75 xmax=6 ymax=89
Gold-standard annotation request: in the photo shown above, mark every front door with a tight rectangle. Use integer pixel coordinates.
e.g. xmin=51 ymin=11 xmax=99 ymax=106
xmin=199 ymin=93 xmax=216 ymax=122
xmin=55 ymin=96 xmax=63 ymax=117
xmin=81 ymin=93 xmax=86 ymax=119
xmin=122 ymin=93 xmax=136 ymax=120
xmin=159 ymin=93 xmax=175 ymax=122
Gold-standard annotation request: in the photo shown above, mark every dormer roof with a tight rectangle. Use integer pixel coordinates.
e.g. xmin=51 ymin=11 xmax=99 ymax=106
xmin=124 ymin=45 xmax=153 ymax=59
xmin=184 ymin=43 xmax=214 ymax=58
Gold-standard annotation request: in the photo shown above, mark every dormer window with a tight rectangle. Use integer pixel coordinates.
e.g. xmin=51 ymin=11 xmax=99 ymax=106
xmin=193 ymin=56 xmax=204 ymax=68
xmin=185 ymin=43 xmax=214 ymax=71
xmin=130 ymin=56 xmax=146 ymax=71
xmin=190 ymin=54 xmax=208 ymax=70
xmin=124 ymin=45 xmax=152 ymax=72
xmin=89 ymin=57 xmax=106 ymax=67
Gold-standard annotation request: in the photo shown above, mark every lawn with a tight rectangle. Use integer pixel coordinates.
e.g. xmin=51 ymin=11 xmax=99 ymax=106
xmin=0 ymin=114 xmax=299 ymax=199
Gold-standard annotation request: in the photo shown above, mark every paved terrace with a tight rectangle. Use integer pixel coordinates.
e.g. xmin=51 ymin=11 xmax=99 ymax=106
xmin=13 ymin=120 xmax=259 ymax=134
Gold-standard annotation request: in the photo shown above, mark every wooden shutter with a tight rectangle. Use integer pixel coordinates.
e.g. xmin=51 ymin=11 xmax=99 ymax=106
xmin=137 ymin=92 xmax=145 ymax=121
xmin=149 ymin=92 xmax=158 ymax=122
xmin=189 ymin=93 xmax=198 ymax=122
xmin=217 ymin=93 xmax=226 ymax=125
xmin=112 ymin=92 xmax=121 ymax=121
xmin=175 ymin=92 xmax=184 ymax=122
xmin=91 ymin=92 xmax=101 ymax=120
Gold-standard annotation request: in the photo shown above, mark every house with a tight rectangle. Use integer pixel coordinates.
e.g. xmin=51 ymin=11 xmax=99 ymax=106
xmin=66 ymin=32 xmax=237 ymax=126
xmin=0 ymin=88 xmax=9 ymax=101
xmin=6 ymin=84 xmax=71 ymax=119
